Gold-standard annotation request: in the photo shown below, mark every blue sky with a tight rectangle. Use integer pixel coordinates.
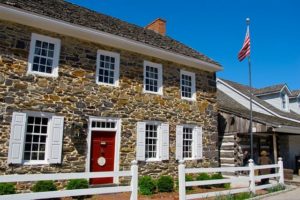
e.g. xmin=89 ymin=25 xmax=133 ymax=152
xmin=68 ymin=0 xmax=300 ymax=90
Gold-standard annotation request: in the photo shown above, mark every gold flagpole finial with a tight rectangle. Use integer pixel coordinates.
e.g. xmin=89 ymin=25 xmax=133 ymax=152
xmin=246 ymin=18 xmax=250 ymax=25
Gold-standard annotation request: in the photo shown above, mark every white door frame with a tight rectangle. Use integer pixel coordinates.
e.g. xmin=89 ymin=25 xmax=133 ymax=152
xmin=86 ymin=116 xmax=122 ymax=184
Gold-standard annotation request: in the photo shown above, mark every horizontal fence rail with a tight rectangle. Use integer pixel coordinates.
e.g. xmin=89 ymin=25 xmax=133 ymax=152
xmin=178 ymin=158 xmax=285 ymax=200
xmin=0 ymin=160 xmax=138 ymax=200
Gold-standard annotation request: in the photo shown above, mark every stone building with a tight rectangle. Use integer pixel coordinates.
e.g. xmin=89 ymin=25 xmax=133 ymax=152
xmin=217 ymin=79 xmax=300 ymax=172
xmin=0 ymin=0 xmax=222 ymax=185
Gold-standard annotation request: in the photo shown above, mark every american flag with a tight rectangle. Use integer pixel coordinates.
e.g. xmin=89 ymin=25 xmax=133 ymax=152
xmin=238 ymin=27 xmax=250 ymax=61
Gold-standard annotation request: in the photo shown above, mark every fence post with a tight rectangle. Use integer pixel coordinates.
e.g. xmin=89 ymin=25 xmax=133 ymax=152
xmin=278 ymin=157 xmax=284 ymax=185
xmin=178 ymin=160 xmax=186 ymax=200
xmin=130 ymin=160 xmax=138 ymax=200
xmin=248 ymin=159 xmax=256 ymax=194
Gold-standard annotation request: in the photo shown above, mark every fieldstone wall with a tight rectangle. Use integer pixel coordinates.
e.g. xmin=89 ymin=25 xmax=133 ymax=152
xmin=0 ymin=20 xmax=219 ymax=179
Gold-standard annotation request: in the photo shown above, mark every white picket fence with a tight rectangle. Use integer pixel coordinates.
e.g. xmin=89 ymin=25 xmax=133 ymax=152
xmin=178 ymin=158 xmax=284 ymax=200
xmin=0 ymin=160 xmax=138 ymax=200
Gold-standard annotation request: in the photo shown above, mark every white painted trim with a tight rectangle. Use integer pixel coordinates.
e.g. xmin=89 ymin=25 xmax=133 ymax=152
xmin=180 ymin=70 xmax=196 ymax=101
xmin=217 ymin=78 xmax=300 ymax=123
xmin=27 ymin=33 xmax=61 ymax=77
xmin=143 ymin=61 xmax=163 ymax=95
xmin=96 ymin=49 xmax=120 ymax=87
xmin=0 ymin=4 xmax=222 ymax=73
xmin=86 ymin=116 xmax=121 ymax=184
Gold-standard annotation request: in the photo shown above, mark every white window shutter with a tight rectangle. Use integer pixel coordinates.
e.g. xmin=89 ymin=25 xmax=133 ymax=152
xmin=161 ymin=123 xmax=169 ymax=160
xmin=48 ymin=116 xmax=64 ymax=164
xmin=8 ymin=112 xmax=27 ymax=164
xmin=136 ymin=122 xmax=146 ymax=161
xmin=176 ymin=125 xmax=183 ymax=160
xmin=194 ymin=126 xmax=203 ymax=159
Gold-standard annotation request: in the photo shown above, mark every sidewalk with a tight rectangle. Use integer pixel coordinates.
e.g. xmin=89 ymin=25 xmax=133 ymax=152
xmin=260 ymin=187 xmax=300 ymax=200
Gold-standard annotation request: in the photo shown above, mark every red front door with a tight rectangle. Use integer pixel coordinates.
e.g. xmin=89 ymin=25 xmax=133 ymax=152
xmin=90 ymin=131 xmax=115 ymax=185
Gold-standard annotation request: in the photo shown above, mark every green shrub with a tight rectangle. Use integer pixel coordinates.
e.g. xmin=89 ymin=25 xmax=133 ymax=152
xmin=138 ymin=176 xmax=156 ymax=195
xmin=157 ymin=176 xmax=174 ymax=192
xmin=234 ymin=192 xmax=252 ymax=200
xmin=267 ymin=184 xmax=286 ymax=193
xmin=211 ymin=173 xmax=228 ymax=188
xmin=31 ymin=180 xmax=57 ymax=192
xmin=66 ymin=179 xmax=89 ymax=190
xmin=196 ymin=173 xmax=211 ymax=189
xmin=185 ymin=175 xmax=194 ymax=191
xmin=0 ymin=183 xmax=16 ymax=195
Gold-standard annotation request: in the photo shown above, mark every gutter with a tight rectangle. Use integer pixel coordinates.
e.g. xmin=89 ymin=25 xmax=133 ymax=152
xmin=0 ymin=4 xmax=222 ymax=73
xmin=274 ymin=125 xmax=300 ymax=134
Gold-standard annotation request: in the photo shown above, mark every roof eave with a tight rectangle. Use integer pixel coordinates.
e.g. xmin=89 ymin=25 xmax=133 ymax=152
xmin=0 ymin=4 xmax=222 ymax=72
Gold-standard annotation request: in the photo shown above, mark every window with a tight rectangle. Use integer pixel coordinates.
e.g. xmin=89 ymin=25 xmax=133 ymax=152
xmin=24 ymin=116 xmax=48 ymax=161
xmin=176 ymin=125 xmax=202 ymax=160
xmin=28 ymin=33 xmax=61 ymax=77
xmin=8 ymin=112 xmax=64 ymax=165
xmin=281 ymin=92 xmax=287 ymax=110
xmin=143 ymin=61 xmax=163 ymax=95
xmin=145 ymin=124 xmax=158 ymax=159
xmin=96 ymin=50 xmax=120 ymax=86
xmin=182 ymin=127 xmax=193 ymax=159
xmin=180 ymin=70 xmax=196 ymax=100
xmin=298 ymin=97 xmax=300 ymax=109
xmin=136 ymin=122 xmax=169 ymax=161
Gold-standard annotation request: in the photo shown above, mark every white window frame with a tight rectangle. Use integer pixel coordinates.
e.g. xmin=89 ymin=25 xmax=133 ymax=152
xmin=281 ymin=92 xmax=289 ymax=111
xmin=144 ymin=121 xmax=162 ymax=162
xmin=23 ymin=111 xmax=54 ymax=165
xmin=96 ymin=49 xmax=120 ymax=87
xmin=180 ymin=70 xmax=196 ymax=101
xmin=143 ymin=61 xmax=163 ymax=95
xmin=27 ymin=33 xmax=61 ymax=77
xmin=298 ymin=96 xmax=300 ymax=109
xmin=182 ymin=125 xmax=195 ymax=160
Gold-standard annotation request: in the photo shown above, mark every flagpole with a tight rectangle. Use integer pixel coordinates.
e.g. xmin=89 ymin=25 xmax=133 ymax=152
xmin=246 ymin=18 xmax=254 ymax=160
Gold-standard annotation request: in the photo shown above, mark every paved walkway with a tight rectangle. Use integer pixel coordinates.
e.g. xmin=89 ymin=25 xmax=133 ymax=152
xmin=260 ymin=187 xmax=300 ymax=200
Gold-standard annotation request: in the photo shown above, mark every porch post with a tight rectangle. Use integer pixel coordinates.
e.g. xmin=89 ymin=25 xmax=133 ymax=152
xmin=273 ymin=133 xmax=278 ymax=164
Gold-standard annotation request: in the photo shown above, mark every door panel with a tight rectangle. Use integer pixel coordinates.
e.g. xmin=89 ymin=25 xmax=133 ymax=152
xmin=90 ymin=131 xmax=115 ymax=185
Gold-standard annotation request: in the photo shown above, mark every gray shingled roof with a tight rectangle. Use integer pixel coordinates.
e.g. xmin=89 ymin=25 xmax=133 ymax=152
xmin=220 ymin=79 xmax=300 ymax=121
xmin=0 ymin=0 xmax=220 ymax=66
xmin=290 ymin=90 xmax=300 ymax=98
xmin=218 ymin=90 xmax=300 ymax=128
xmin=254 ymin=84 xmax=285 ymax=96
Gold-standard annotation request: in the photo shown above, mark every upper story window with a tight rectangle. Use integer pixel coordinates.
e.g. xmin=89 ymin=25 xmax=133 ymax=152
xmin=298 ymin=97 xmax=300 ymax=109
xmin=28 ymin=33 xmax=61 ymax=77
xmin=143 ymin=61 xmax=163 ymax=95
xmin=180 ymin=70 xmax=196 ymax=100
xmin=96 ymin=50 xmax=120 ymax=86
xmin=281 ymin=92 xmax=287 ymax=110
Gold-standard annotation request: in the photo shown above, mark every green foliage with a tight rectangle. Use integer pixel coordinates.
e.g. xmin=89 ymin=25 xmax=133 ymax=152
xmin=211 ymin=173 xmax=224 ymax=180
xmin=224 ymin=183 xmax=231 ymax=189
xmin=215 ymin=192 xmax=252 ymax=200
xmin=157 ymin=176 xmax=174 ymax=192
xmin=66 ymin=179 xmax=89 ymax=190
xmin=196 ymin=173 xmax=211 ymax=189
xmin=185 ymin=175 xmax=194 ymax=191
xmin=0 ymin=183 xmax=16 ymax=195
xmin=267 ymin=184 xmax=286 ymax=193
xmin=138 ymin=176 xmax=156 ymax=195
xmin=31 ymin=180 xmax=57 ymax=192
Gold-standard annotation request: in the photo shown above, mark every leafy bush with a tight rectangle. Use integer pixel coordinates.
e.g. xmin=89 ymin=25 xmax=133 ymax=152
xmin=234 ymin=192 xmax=252 ymax=200
xmin=157 ymin=176 xmax=174 ymax=192
xmin=185 ymin=175 xmax=194 ymax=190
xmin=66 ymin=179 xmax=89 ymax=190
xmin=31 ymin=180 xmax=57 ymax=192
xmin=196 ymin=173 xmax=211 ymax=189
xmin=0 ymin=183 xmax=16 ymax=195
xmin=138 ymin=176 xmax=156 ymax=195
xmin=210 ymin=173 xmax=229 ymax=188
xmin=267 ymin=184 xmax=286 ymax=193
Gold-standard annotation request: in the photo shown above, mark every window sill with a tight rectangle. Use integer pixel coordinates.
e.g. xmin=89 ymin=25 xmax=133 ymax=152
xmin=27 ymin=70 xmax=58 ymax=78
xmin=96 ymin=81 xmax=119 ymax=87
xmin=145 ymin=158 xmax=162 ymax=162
xmin=143 ymin=90 xmax=163 ymax=96
xmin=23 ymin=161 xmax=49 ymax=165
xmin=181 ymin=97 xmax=197 ymax=102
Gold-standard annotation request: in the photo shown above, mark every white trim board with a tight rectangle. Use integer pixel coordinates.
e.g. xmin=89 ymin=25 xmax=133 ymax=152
xmin=217 ymin=78 xmax=300 ymax=124
xmin=0 ymin=4 xmax=222 ymax=73
xmin=86 ymin=116 xmax=122 ymax=184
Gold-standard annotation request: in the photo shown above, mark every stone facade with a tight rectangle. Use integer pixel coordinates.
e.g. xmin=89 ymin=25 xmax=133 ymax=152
xmin=0 ymin=20 xmax=219 ymax=179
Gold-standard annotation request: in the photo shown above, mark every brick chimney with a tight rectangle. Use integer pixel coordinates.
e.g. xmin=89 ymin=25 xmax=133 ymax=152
xmin=145 ymin=18 xmax=166 ymax=36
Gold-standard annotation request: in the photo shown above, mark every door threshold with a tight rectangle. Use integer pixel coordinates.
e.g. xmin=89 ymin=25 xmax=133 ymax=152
xmin=89 ymin=183 xmax=118 ymax=188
